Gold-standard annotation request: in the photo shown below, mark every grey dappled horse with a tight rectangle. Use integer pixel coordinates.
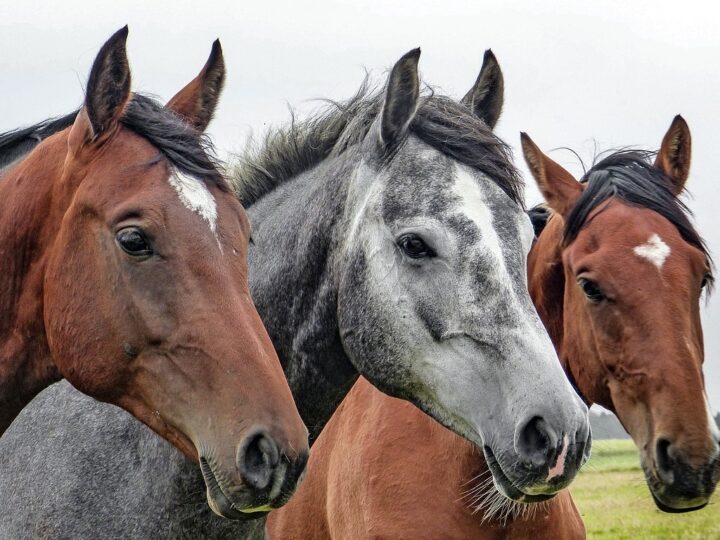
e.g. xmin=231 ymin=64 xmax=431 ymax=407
xmin=0 ymin=50 xmax=589 ymax=538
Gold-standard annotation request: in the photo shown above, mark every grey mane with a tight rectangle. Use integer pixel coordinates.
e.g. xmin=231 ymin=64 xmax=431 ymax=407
xmin=231 ymin=79 xmax=523 ymax=207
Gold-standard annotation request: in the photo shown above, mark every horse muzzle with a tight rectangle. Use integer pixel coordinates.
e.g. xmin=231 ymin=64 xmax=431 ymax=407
xmin=644 ymin=440 xmax=720 ymax=513
xmin=199 ymin=429 xmax=309 ymax=520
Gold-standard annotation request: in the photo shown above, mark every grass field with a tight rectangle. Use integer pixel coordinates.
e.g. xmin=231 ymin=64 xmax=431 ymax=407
xmin=570 ymin=440 xmax=720 ymax=539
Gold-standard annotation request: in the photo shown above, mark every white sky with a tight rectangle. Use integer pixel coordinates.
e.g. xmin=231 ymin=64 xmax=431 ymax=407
xmin=1 ymin=0 xmax=718 ymax=409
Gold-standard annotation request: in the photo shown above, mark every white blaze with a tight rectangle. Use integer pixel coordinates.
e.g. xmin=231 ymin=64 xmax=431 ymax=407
xmin=633 ymin=233 xmax=670 ymax=269
xmin=168 ymin=169 xmax=219 ymax=238
xmin=452 ymin=164 xmax=507 ymax=281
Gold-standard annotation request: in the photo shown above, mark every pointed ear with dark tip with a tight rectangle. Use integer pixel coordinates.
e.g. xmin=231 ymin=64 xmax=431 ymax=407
xmin=462 ymin=49 xmax=504 ymax=129
xmin=654 ymin=115 xmax=691 ymax=195
xmin=78 ymin=27 xmax=131 ymax=141
xmin=69 ymin=26 xmax=131 ymax=152
xmin=166 ymin=39 xmax=226 ymax=132
xmin=521 ymin=132 xmax=584 ymax=218
xmin=379 ymin=48 xmax=421 ymax=148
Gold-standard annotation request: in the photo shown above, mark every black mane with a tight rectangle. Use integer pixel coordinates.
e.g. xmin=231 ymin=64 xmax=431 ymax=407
xmin=0 ymin=112 xmax=77 ymax=171
xmin=528 ymin=203 xmax=552 ymax=237
xmin=232 ymin=80 xmax=523 ymax=207
xmin=0 ymin=94 xmax=225 ymax=188
xmin=121 ymin=94 xmax=224 ymax=187
xmin=564 ymin=149 xmax=712 ymax=282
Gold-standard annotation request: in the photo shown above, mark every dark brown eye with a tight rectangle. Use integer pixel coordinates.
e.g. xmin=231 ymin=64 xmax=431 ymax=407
xmin=578 ymin=277 xmax=605 ymax=302
xmin=116 ymin=227 xmax=152 ymax=258
xmin=397 ymin=233 xmax=436 ymax=259
xmin=701 ymin=273 xmax=712 ymax=290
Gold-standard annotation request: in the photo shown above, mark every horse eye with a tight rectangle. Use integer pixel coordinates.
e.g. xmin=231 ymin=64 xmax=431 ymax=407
xmin=397 ymin=233 xmax=436 ymax=259
xmin=116 ymin=227 xmax=152 ymax=258
xmin=578 ymin=277 xmax=605 ymax=302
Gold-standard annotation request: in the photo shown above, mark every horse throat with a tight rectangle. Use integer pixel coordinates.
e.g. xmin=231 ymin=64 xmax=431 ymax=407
xmin=528 ymin=217 xmax=587 ymax=404
xmin=528 ymin=215 xmax=611 ymax=409
xmin=528 ymin=216 xmax=566 ymax=353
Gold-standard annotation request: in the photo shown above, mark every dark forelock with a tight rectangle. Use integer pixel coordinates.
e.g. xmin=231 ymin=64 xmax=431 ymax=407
xmin=231 ymin=80 xmax=523 ymax=207
xmin=0 ymin=94 xmax=225 ymax=189
xmin=564 ymin=150 xmax=712 ymax=286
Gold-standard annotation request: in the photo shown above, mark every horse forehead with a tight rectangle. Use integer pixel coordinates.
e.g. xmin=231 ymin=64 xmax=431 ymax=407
xmin=450 ymin=164 xmax=526 ymax=251
xmin=379 ymin=146 xmax=527 ymax=260
xmin=633 ymin=233 xmax=671 ymax=269
xmin=380 ymin=149 xmax=456 ymax=218
xmin=167 ymin=169 xmax=219 ymax=236
xmin=582 ymin=205 xmax=689 ymax=270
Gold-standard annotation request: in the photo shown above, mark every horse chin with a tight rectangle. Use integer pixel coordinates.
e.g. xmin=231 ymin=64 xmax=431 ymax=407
xmin=643 ymin=463 xmax=712 ymax=514
xmin=199 ymin=457 xmax=273 ymax=521
xmin=640 ymin=456 xmax=720 ymax=514
xmin=650 ymin=492 xmax=708 ymax=514
xmin=482 ymin=446 xmax=557 ymax=504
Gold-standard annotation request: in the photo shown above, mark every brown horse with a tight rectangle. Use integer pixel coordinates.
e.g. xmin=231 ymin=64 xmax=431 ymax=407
xmin=523 ymin=118 xmax=718 ymax=512
xmin=267 ymin=114 xmax=717 ymax=537
xmin=0 ymin=28 xmax=308 ymax=517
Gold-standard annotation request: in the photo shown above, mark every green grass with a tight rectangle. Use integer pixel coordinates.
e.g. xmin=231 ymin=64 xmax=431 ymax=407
xmin=571 ymin=439 xmax=720 ymax=539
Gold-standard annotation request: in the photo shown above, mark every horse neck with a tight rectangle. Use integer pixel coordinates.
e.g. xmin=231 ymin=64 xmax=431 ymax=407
xmin=528 ymin=215 xmax=566 ymax=349
xmin=246 ymin=158 xmax=359 ymax=444
xmin=0 ymin=134 xmax=69 ymax=430
xmin=528 ymin=216 xmax=586 ymax=403
xmin=528 ymin=214 xmax=610 ymax=409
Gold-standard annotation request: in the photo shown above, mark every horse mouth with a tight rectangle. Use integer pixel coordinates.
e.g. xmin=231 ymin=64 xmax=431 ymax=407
xmin=644 ymin=463 xmax=713 ymax=513
xmin=483 ymin=446 xmax=556 ymax=504
xmin=199 ymin=457 xmax=273 ymax=520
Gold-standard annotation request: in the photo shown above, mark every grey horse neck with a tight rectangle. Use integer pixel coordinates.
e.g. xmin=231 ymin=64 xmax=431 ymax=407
xmin=245 ymin=152 xmax=359 ymax=442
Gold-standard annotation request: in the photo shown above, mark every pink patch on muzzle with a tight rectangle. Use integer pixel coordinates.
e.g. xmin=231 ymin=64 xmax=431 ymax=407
xmin=547 ymin=435 xmax=569 ymax=480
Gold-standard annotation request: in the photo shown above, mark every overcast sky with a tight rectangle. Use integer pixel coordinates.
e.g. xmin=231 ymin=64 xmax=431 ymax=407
xmin=1 ymin=0 xmax=718 ymax=409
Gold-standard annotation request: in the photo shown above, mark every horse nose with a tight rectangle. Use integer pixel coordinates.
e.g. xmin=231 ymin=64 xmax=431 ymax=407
xmin=237 ymin=430 xmax=281 ymax=491
xmin=655 ymin=438 xmax=676 ymax=484
xmin=515 ymin=415 xmax=560 ymax=470
xmin=237 ymin=429 xmax=309 ymax=502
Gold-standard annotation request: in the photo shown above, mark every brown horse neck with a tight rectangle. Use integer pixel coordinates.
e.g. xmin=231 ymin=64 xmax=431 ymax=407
xmin=528 ymin=216 xmax=566 ymax=355
xmin=0 ymin=132 xmax=72 ymax=432
xmin=528 ymin=214 xmax=609 ymax=409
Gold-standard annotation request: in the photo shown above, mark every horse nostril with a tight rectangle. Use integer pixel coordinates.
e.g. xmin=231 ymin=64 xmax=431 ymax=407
xmin=237 ymin=430 xmax=280 ymax=491
xmin=516 ymin=416 xmax=559 ymax=469
xmin=655 ymin=438 xmax=675 ymax=484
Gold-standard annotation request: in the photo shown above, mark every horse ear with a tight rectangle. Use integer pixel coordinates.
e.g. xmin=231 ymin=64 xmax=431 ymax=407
xmin=654 ymin=115 xmax=691 ymax=195
xmin=521 ymin=132 xmax=583 ymax=218
xmin=166 ymin=39 xmax=226 ymax=132
xmin=69 ymin=27 xmax=131 ymax=151
xmin=461 ymin=49 xmax=504 ymax=129
xmin=85 ymin=26 xmax=130 ymax=138
xmin=379 ymin=48 xmax=421 ymax=148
